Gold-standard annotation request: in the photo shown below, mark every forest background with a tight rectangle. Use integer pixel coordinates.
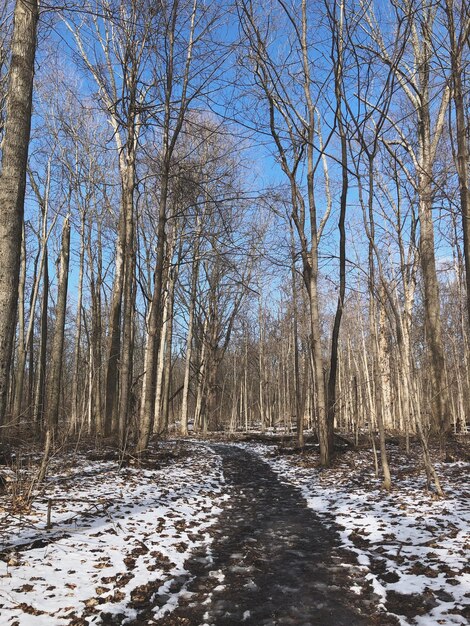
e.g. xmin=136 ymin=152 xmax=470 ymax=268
xmin=0 ymin=0 xmax=469 ymax=488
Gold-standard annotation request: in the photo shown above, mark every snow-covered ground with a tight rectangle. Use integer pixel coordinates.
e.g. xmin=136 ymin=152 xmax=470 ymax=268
xmin=1 ymin=438 xmax=468 ymax=625
xmin=241 ymin=441 xmax=470 ymax=626
xmin=0 ymin=442 xmax=228 ymax=625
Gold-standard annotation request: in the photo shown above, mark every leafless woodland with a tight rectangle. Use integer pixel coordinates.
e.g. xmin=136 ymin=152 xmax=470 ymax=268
xmin=0 ymin=0 xmax=470 ymax=490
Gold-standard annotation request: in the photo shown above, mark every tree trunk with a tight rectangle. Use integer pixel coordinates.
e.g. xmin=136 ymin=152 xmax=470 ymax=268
xmin=378 ymin=286 xmax=393 ymax=430
xmin=33 ymin=247 xmax=48 ymax=430
xmin=12 ymin=225 xmax=26 ymax=425
xmin=414 ymin=5 xmax=451 ymax=438
xmin=159 ymin=268 xmax=176 ymax=435
xmin=309 ymin=271 xmax=328 ymax=464
xmin=377 ymin=287 xmax=392 ymax=490
xmin=103 ymin=207 xmax=125 ymax=436
xmin=418 ymin=183 xmax=451 ymax=436
xmin=0 ymin=0 xmax=38 ymax=424
xmin=153 ymin=295 xmax=168 ymax=434
xmin=290 ymin=231 xmax=303 ymax=447
xmin=46 ymin=216 xmax=71 ymax=432
xmin=445 ymin=0 xmax=470 ymax=331
xmin=258 ymin=293 xmax=267 ymax=434
xmin=117 ymin=224 xmax=135 ymax=445
xmin=180 ymin=255 xmax=199 ymax=436
xmin=89 ymin=220 xmax=103 ymax=435
xmin=326 ymin=0 xmax=347 ymax=456
xmin=136 ymin=170 xmax=169 ymax=452
xmin=70 ymin=212 xmax=86 ymax=433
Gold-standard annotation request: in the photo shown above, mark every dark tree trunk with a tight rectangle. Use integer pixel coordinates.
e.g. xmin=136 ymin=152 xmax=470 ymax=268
xmin=46 ymin=217 xmax=71 ymax=431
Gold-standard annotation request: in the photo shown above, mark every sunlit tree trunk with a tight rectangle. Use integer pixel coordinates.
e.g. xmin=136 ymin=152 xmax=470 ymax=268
xmin=117 ymin=166 xmax=136 ymax=444
xmin=138 ymin=169 xmax=169 ymax=450
xmin=0 ymin=0 xmax=38 ymax=424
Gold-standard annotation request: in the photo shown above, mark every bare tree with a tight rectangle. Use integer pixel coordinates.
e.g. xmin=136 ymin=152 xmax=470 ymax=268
xmin=0 ymin=0 xmax=38 ymax=424
xmin=444 ymin=0 xmax=470 ymax=328
xmin=38 ymin=215 xmax=71 ymax=482
xmin=362 ymin=0 xmax=452 ymax=438
xmin=237 ymin=0 xmax=336 ymax=464
xmin=136 ymin=0 xmax=226 ymax=452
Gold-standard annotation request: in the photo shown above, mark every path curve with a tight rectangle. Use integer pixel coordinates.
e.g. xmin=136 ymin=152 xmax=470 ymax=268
xmin=135 ymin=444 xmax=398 ymax=625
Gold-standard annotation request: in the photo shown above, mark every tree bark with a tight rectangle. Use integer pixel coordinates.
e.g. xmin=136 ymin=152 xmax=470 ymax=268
xmin=180 ymin=253 xmax=200 ymax=435
xmin=326 ymin=0 xmax=347 ymax=454
xmin=70 ymin=212 xmax=86 ymax=433
xmin=159 ymin=267 xmax=177 ymax=435
xmin=136 ymin=170 xmax=169 ymax=452
xmin=46 ymin=216 xmax=71 ymax=432
xmin=290 ymin=224 xmax=303 ymax=447
xmin=445 ymin=0 xmax=470 ymax=329
xmin=117 ymin=167 xmax=136 ymax=445
xmin=103 ymin=206 xmax=125 ymax=436
xmin=0 ymin=0 xmax=38 ymax=423
xmin=33 ymin=247 xmax=48 ymax=430
xmin=12 ymin=224 xmax=26 ymax=424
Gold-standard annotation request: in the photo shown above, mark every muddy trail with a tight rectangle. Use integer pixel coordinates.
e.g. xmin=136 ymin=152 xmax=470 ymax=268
xmin=130 ymin=445 xmax=397 ymax=626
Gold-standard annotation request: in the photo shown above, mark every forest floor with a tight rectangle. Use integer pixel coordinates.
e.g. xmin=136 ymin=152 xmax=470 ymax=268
xmin=0 ymin=435 xmax=468 ymax=625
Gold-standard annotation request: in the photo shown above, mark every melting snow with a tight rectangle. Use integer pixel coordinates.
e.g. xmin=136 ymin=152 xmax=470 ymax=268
xmin=241 ymin=441 xmax=470 ymax=626
xmin=0 ymin=442 xmax=228 ymax=625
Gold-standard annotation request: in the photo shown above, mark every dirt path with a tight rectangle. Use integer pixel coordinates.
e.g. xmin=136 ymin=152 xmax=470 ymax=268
xmin=134 ymin=444 xmax=398 ymax=625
